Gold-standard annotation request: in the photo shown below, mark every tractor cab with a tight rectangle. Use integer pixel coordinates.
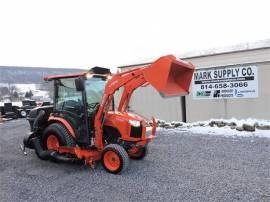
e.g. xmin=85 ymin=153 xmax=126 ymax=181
xmin=54 ymin=76 xmax=106 ymax=118
xmin=46 ymin=67 xmax=111 ymax=147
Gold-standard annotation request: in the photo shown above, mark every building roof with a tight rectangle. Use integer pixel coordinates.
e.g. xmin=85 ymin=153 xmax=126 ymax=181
xmin=118 ymin=39 xmax=270 ymax=69
xmin=180 ymin=38 xmax=270 ymax=59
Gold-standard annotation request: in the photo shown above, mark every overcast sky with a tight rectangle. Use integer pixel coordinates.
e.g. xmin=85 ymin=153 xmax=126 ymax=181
xmin=0 ymin=0 xmax=269 ymax=70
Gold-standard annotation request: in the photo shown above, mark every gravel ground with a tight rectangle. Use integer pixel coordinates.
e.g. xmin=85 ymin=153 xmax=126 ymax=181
xmin=0 ymin=119 xmax=270 ymax=202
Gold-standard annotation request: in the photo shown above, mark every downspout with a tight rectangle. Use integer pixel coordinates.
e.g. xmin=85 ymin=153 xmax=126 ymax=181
xmin=181 ymin=96 xmax=187 ymax=123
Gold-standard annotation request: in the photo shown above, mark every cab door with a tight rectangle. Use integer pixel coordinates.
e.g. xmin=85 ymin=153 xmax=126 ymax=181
xmin=54 ymin=78 xmax=89 ymax=146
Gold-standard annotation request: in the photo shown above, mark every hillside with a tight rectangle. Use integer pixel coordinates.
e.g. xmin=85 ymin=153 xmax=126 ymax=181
xmin=0 ymin=66 xmax=86 ymax=84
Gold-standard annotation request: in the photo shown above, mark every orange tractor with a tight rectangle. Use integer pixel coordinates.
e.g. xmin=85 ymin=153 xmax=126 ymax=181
xmin=23 ymin=55 xmax=194 ymax=174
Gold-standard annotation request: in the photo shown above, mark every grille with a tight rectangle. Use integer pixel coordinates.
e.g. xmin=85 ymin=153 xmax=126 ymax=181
xmin=130 ymin=124 xmax=142 ymax=138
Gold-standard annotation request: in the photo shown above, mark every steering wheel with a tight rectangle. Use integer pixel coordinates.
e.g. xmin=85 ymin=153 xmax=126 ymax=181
xmin=62 ymin=100 xmax=79 ymax=108
xmin=88 ymin=102 xmax=100 ymax=111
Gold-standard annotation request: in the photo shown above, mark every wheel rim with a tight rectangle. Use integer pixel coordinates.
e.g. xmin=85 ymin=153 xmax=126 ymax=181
xmin=103 ymin=151 xmax=121 ymax=172
xmin=47 ymin=135 xmax=60 ymax=150
xmin=21 ymin=111 xmax=27 ymax=117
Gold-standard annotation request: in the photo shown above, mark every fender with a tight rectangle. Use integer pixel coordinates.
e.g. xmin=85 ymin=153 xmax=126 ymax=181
xmin=48 ymin=116 xmax=76 ymax=138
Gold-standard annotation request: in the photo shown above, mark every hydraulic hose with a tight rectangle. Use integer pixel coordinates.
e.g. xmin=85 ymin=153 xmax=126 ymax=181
xmin=30 ymin=137 xmax=82 ymax=164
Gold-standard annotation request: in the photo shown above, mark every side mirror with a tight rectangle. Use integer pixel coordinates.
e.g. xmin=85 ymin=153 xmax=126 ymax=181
xmin=75 ymin=77 xmax=85 ymax=91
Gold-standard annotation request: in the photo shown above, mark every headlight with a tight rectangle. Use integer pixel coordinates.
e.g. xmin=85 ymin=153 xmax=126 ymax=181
xmin=129 ymin=120 xmax=140 ymax=127
xmin=85 ymin=73 xmax=93 ymax=79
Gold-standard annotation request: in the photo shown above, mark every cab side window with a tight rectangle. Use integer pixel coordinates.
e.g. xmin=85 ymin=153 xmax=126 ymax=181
xmin=55 ymin=78 xmax=83 ymax=115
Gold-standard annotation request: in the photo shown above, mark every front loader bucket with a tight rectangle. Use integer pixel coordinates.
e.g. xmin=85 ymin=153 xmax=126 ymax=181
xmin=143 ymin=55 xmax=195 ymax=97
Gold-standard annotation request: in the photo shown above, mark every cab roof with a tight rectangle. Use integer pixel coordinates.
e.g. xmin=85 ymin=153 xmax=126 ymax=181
xmin=44 ymin=67 xmax=111 ymax=81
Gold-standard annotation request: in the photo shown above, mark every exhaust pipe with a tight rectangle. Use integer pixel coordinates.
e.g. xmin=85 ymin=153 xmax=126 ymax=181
xmin=30 ymin=137 xmax=82 ymax=164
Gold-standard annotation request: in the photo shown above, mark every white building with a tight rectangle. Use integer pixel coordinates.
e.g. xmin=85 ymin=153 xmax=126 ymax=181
xmin=118 ymin=39 xmax=270 ymax=122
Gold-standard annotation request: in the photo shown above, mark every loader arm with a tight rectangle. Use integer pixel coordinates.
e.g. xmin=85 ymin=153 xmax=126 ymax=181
xmin=94 ymin=55 xmax=195 ymax=150
xmin=94 ymin=68 xmax=146 ymax=149
xmin=117 ymin=73 xmax=149 ymax=112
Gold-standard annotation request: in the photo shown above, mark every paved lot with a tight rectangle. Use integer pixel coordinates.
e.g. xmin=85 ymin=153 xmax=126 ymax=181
xmin=0 ymin=119 xmax=270 ymax=201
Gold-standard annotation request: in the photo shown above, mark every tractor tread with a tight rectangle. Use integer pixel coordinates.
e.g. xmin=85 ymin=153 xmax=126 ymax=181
xmin=42 ymin=123 xmax=76 ymax=149
xmin=102 ymin=144 xmax=129 ymax=174
xmin=51 ymin=123 xmax=75 ymax=146
xmin=129 ymin=146 xmax=148 ymax=160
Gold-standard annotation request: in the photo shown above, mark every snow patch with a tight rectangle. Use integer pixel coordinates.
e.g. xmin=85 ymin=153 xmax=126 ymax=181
xmin=182 ymin=125 xmax=270 ymax=138
xmin=148 ymin=118 xmax=270 ymax=139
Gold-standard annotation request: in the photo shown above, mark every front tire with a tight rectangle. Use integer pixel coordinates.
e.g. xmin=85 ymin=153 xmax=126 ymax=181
xmin=129 ymin=146 xmax=148 ymax=160
xmin=102 ymin=144 xmax=129 ymax=174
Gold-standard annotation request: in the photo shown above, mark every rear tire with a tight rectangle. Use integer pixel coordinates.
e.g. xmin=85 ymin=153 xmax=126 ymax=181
xmin=41 ymin=123 xmax=76 ymax=150
xmin=129 ymin=146 xmax=148 ymax=160
xmin=102 ymin=144 xmax=129 ymax=174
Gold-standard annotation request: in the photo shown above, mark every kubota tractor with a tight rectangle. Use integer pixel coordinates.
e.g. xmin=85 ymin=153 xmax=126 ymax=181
xmin=23 ymin=55 xmax=194 ymax=174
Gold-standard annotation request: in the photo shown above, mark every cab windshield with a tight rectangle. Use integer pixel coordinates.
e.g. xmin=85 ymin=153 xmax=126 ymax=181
xmin=55 ymin=76 xmax=106 ymax=115
xmin=85 ymin=77 xmax=106 ymax=107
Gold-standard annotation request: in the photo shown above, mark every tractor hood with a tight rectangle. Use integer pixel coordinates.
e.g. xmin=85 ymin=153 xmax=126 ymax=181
xmin=105 ymin=111 xmax=144 ymax=123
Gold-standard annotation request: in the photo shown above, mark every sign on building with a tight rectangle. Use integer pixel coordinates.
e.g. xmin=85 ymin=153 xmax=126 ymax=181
xmin=192 ymin=66 xmax=258 ymax=99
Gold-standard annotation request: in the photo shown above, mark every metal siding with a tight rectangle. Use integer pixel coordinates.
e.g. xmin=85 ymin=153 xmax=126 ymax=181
xmin=186 ymin=54 xmax=270 ymax=122
xmin=118 ymin=47 xmax=270 ymax=122
xmin=129 ymin=86 xmax=183 ymax=121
